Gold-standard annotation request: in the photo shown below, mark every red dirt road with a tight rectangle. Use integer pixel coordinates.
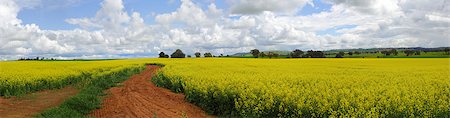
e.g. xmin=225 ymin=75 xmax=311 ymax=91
xmin=0 ymin=86 xmax=78 ymax=118
xmin=90 ymin=65 xmax=210 ymax=118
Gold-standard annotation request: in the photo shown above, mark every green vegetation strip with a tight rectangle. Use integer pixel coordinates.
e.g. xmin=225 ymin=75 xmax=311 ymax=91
xmin=35 ymin=66 xmax=145 ymax=118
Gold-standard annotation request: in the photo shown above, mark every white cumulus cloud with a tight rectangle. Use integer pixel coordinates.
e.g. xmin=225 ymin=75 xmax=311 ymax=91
xmin=0 ymin=0 xmax=449 ymax=60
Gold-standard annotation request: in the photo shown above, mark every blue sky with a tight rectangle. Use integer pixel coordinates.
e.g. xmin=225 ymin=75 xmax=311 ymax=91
xmin=18 ymin=0 xmax=181 ymax=30
xmin=1 ymin=0 xmax=448 ymax=60
xmin=18 ymin=0 xmax=332 ymax=30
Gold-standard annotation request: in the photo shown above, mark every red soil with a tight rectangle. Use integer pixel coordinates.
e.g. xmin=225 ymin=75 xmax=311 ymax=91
xmin=90 ymin=65 xmax=211 ymax=118
xmin=0 ymin=86 xmax=78 ymax=118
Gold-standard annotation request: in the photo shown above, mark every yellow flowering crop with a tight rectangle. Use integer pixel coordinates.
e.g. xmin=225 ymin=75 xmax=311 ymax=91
xmin=1 ymin=58 xmax=449 ymax=117
xmin=153 ymin=58 xmax=450 ymax=117
xmin=0 ymin=60 xmax=144 ymax=96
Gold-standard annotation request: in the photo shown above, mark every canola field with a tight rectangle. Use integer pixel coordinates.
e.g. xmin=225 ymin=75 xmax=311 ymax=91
xmin=153 ymin=58 xmax=450 ymax=117
xmin=1 ymin=58 xmax=449 ymax=117
xmin=0 ymin=60 xmax=145 ymax=96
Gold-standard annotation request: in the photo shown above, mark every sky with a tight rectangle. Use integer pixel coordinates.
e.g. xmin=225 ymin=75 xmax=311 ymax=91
xmin=0 ymin=0 xmax=449 ymax=60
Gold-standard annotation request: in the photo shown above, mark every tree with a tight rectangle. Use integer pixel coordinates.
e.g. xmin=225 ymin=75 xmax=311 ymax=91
xmin=259 ymin=52 xmax=266 ymax=58
xmin=290 ymin=49 xmax=304 ymax=58
xmin=381 ymin=50 xmax=391 ymax=56
xmin=354 ymin=51 xmax=361 ymax=55
xmin=195 ymin=52 xmax=201 ymax=58
xmin=170 ymin=49 xmax=186 ymax=58
xmin=444 ymin=48 xmax=450 ymax=55
xmin=306 ymin=50 xmax=326 ymax=58
xmin=159 ymin=52 xmax=167 ymax=58
xmin=273 ymin=53 xmax=279 ymax=58
xmin=391 ymin=49 xmax=398 ymax=56
xmin=268 ymin=52 xmax=274 ymax=58
xmin=335 ymin=54 xmax=343 ymax=58
xmin=348 ymin=52 xmax=353 ymax=56
xmin=187 ymin=55 xmax=192 ymax=58
xmin=404 ymin=50 xmax=415 ymax=56
xmin=414 ymin=50 xmax=421 ymax=55
xmin=338 ymin=51 xmax=345 ymax=56
xmin=204 ymin=52 xmax=213 ymax=57
xmin=250 ymin=49 xmax=260 ymax=58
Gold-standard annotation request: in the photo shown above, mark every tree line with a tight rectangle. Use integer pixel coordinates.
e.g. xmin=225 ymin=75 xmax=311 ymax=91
xmin=250 ymin=49 xmax=326 ymax=58
xmin=18 ymin=57 xmax=56 ymax=61
xmin=160 ymin=47 xmax=450 ymax=59
xmin=159 ymin=49 xmax=229 ymax=58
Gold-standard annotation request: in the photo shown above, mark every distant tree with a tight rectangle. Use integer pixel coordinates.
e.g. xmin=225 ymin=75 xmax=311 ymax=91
xmin=268 ymin=52 xmax=274 ymax=58
xmin=290 ymin=49 xmax=304 ymax=58
xmin=391 ymin=49 xmax=398 ymax=56
xmin=195 ymin=52 xmax=201 ymax=58
xmin=250 ymin=49 xmax=260 ymax=58
xmin=273 ymin=53 xmax=279 ymax=58
xmin=187 ymin=55 xmax=192 ymax=58
xmin=381 ymin=50 xmax=391 ymax=56
xmin=444 ymin=48 xmax=450 ymax=55
xmin=348 ymin=52 xmax=353 ymax=56
xmin=404 ymin=50 xmax=415 ymax=56
xmin=259 ymin=52 xmax=266 ymax=58
xmin=314 ymin=51 xmax=325 ymax=58
xmin=301 ymin=54 xmax=309 ymax=58
xmin=338 ymin=51 xmax=345 ymax=56
xmin=354 ymin=51 xmax=361 ymax=55
xmin=220 ymin=54 xmax=224 ymax=57
xmin=170 ymin=49 xmax=186 ymax=58
xmin=335 ymin=54 xmax=343 ymax=58
xmin=204 ymin=52 xmax=213 ymax=57
xmin=306 ymin=50 xmax=326 ymax=58
xmin=159 ymin=52 xmax=167 ymax=58
xmin=414 ymin=50 xmax=421 ymax=55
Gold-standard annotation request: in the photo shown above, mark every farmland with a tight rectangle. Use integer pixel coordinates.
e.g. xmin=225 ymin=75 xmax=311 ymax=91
xmin=0 ymin=60 xmax=145 ymax=96
xmin=153 ymin=58 xmax=450 ymax=117
xmin=1 ymin=58 xmax=449 ymax=117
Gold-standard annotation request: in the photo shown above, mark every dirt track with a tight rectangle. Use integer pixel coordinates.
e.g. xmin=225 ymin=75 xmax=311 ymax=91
xmin=90 ymin=65 xmax=210 ymax=118
xmin=0 ymin=86 xmax=78 ymax=118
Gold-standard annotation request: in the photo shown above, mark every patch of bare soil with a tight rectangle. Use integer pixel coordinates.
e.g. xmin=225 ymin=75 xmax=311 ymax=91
xmin=90 ymin=65 xmax=211 ymax=118
xmin=0 ymin=86 xmax=78 ymax=118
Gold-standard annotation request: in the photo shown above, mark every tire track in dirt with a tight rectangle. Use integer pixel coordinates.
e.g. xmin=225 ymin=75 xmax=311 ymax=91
xmin=90 ymin=65 xmax=211 ymax=118
xmin=0 ymin=86 xmax=78 ymax=118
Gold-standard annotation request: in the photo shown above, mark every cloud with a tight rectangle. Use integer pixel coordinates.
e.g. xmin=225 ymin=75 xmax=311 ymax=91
xmin=66 ymin=0 xmax=130 ymax=30
xmin=1 ymin=0 xmax=449 ymax=60
xmin=324 ymin=0 xmax=402 ymax=16
xmin=229 ymin=0 xmax=313 ymax=15
xmin=155 ymin=0 xmax=220 ymax=27
xmin=1 ymin=0 xmax=156 ymax=60
xmin=0 ymin=0 xmax=22 ymax=26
